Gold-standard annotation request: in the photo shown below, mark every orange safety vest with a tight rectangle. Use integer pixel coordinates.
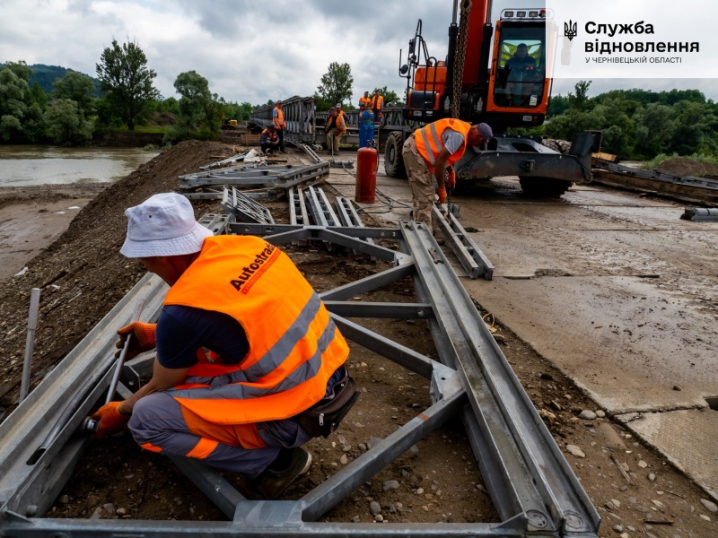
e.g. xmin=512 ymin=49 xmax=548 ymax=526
xmin=414 ymin=118 xmax=472 ymax=174
xmin=163 ymin=235 xmax=349 ymax=425
xmin=371 ymin=95 xmax=384 ymax=111
xmin=359 ymin=96 xmax=371 ymax=108
xmin=261 ymin=128 xmax=278 ymax=142
xmin=273 ymin=106 xmax=285 ymax=129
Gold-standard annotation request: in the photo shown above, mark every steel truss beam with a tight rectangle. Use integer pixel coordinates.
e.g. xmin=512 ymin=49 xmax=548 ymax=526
xmin=0 ymin=218 xmax=599 ymax=538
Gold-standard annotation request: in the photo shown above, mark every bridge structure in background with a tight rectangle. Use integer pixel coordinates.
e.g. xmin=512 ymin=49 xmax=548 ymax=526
xmin=249 ymin=96 xmax=421 ymax=150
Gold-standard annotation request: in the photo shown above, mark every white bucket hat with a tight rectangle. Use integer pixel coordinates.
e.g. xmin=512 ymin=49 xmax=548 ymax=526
xmin=120 ymin=193 xmax=213 ymax=258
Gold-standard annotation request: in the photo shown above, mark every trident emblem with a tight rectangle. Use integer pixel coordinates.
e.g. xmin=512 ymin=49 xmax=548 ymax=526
xmin=564 ymin=20 xmax=577 ymax=41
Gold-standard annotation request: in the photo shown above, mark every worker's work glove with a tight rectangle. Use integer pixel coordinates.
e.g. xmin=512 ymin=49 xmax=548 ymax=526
xmin=92 ymin=402 xmax=130 ymax=439
xmin=446 ymin=169 xmax=456 ymax=190
xmin=115 ymin=321 xmax=156 ymax=360
xmin=437 ymin=188 xmax=448 ymax=205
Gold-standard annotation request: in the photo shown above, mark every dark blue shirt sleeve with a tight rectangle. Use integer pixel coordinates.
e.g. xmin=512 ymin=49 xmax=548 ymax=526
xmin=156 ymin=305 xmax=250 ymax=369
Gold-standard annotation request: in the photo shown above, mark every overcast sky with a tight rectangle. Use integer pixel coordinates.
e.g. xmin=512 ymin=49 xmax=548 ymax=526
xmin=1 ymin=0 xmax=716 ymax=105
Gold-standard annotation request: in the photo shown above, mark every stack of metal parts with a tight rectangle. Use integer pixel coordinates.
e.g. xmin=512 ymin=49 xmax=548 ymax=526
xmin=199 ymin=150 xmax=249 ymax=171
xmin=0 ymin=218 xmax=599 ymax=536
xmin=220 ymin=187 xmax=274 ymax=224
xmin=179 ymin=162 xmax=329 ymax=200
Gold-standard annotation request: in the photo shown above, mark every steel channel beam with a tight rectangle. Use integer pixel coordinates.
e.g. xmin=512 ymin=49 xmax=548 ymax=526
xmin=319 ymin=263 xmax=415 ymax=301
xmin=168 ymin=457 xmax=246 ymax=520
xmin=330 ymin=314 xmax=436 ymax=379
xmin=312 ymin=187 xmax=340 ymax=226
xmin=431 ymin=207 xmax=494 ymax=280
xmin=402 ymin=238 xmax=528 ymax=525
xmin=405 ymin=264 xmax=527 ymax=526
xmin=229 ymin=223 xmax=402 ymax=240
xmin=277 ymin=162 xmax=329 ymax=182
xmin=0 ymin=274 xmax=168 ymax=513
xmin=1 ymin=514 xmax=526 ymax=538
xmin=335 ymin=196 xmax=375 ymax=247
xmin=300 ymin=385 xmax=466 ymax=522
xmin=324 ymin=301 xmax=433 ymax=319
xmin=180 ymin=164 xmax=296 ymax=182
xmin=316 ymin=228 xmax=403 ymax=262
xmin=305 ymin=186 xmax=328 ymax=226
xmin=402 ymin=222 xmax=600 ymax=536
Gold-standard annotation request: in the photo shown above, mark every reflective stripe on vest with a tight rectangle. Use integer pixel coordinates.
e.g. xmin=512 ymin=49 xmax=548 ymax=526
xmin=163 ymin=235 xmax=349 ymax=425
xmin=273 ymin=107 xmax=285 ymax=128
xmin=414 ymin=118 xmax=472 ymax=174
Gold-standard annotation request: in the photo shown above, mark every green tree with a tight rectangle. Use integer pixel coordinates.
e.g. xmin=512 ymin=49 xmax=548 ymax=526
xmin=634 ymin=103 xmax=676 ymax=158
xmin=44 ymin=98 xmax=93 ymax=145
xmin=316 ymin=62 xmax=353 ymax=108
xmin=372 ymin=86 xmax=404 ymax=107
xmin=567 ymin=80 xmax=591 ymax=112
xmin=96 ymin=38 xmax=160 ymax=130
xmin=174 ymin=70 xmax=211 ymax=127
xmin=53 ymin=71 xmax=96 ymax=116
xmin=0 ymin=63 xmax=45 ymax=142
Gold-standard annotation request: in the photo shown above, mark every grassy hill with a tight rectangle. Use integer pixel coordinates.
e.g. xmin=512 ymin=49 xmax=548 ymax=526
xmin=25 ymin=64 xmax=102 ymax=96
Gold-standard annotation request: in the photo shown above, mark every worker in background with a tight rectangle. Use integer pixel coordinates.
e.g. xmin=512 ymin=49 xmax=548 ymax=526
xmin=325 ymin=107 xmax=346 ymax=155
xmin=402 ymin=119 xmax=492 ymax=231
xmin=358 ymin=101 xmax=375 ymax=149
xmin=359 ymin=91 xmax=371 ymax=109
xmin=91 ymin=193 xmax=352 ymax=499
xmin=272 ymin=100 xmax=286 ymax=152
xmin=335 ymin=103 xmax=346 ymax=124
xmin=259 ymin=124 xmax=280 ymax=154
xmin=371 ymin=89 xmax=384 ymax=122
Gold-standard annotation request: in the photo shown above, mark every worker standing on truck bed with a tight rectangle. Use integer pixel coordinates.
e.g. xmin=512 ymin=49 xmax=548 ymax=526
xmin=91 ymin=193 xmax=356 ymax=499
xmin=273 ymin=100 xmax=286 ymax=152
xmin=359 ymin=91 xmax=371 ymax=109
xmin=402 ymin=119 xmax=492 ymax=230
xmin=371 ymin=89 xmax=384 ymax=122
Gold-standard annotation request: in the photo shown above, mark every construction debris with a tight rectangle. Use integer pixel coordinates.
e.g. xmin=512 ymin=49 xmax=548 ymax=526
xmin=680 ymin=207 xmax=718 ymax=221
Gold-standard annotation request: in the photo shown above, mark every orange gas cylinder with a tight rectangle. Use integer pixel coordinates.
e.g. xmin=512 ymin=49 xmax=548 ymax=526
xmin=355 ymin=147 xmax=377 ymax=203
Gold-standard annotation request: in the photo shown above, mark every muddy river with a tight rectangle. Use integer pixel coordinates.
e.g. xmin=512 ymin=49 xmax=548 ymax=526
xmin=0 ymin=145 xmax=159 ymax=187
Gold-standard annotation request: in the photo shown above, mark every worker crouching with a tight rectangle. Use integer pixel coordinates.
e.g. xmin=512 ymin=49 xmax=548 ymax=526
xmin=92 ymin=193 xmax=356 ymax=499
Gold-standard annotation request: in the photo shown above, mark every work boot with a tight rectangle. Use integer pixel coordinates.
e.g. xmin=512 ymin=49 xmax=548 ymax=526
xmin=252 ymin=447 xmax=312 ymax=500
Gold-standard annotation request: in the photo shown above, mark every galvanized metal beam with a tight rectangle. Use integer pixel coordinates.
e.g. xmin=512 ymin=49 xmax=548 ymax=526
xmin=402 ymin=222 xmax=600 ymax=536
xmin=319 ymin=263 xmax=415 ymax=301
xmin=432 ymin=207 xmax=494 ymax=280
xmin=323 ymin=301 xmax=432 ymax=319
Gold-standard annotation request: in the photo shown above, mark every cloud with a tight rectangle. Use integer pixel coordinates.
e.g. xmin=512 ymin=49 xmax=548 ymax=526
xmin=1 ymin=0 xmax=715 ymax=107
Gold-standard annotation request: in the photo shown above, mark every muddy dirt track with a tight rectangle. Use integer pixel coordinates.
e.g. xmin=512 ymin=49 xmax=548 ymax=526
xmin=1 ymin=142 xmax=716 ymax=536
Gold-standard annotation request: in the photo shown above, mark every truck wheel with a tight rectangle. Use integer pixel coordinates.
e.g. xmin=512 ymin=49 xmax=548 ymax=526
xmin=384 ymin=132 xmax=407 ymax=179
xmin=519 ymin=177 xmax=571 ymax=198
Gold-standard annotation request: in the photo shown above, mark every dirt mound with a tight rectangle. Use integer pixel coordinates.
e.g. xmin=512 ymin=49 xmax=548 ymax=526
xmin=0 ymin=140 xmax=238 ymax=415
xmin=656 ymin=157 xmax=718 ymax=179
xmin=150 ymin=112 xmax=177 ymax=126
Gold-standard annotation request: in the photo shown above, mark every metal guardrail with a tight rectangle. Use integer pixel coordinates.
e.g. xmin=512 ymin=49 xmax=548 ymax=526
xmin=0 ymin=219 xmax=600 ymax=537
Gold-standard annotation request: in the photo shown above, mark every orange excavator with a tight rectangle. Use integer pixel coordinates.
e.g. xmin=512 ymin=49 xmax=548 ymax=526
xmin=383 ymin=1 xmax=601 ymax=197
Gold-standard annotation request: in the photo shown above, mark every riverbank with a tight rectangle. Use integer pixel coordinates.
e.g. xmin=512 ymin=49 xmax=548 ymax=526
xmin=0 ymin=183 xmax=107 ymax=280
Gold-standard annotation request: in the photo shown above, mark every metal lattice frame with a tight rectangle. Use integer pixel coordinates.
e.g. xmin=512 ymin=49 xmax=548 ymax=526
xmin=0 ymin=218 xmax=600 ymax=538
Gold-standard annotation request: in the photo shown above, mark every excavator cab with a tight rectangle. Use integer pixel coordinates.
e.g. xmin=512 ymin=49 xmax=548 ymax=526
xmin=486 ymin=10 xmax=553 ymax=127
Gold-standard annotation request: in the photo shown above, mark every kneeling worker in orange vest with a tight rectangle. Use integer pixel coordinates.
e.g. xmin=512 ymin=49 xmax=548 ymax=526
xmin=402 ymin=119 xmax=492 ymax=231
xmin=91 ymin=193 xmax=352 ymax=499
